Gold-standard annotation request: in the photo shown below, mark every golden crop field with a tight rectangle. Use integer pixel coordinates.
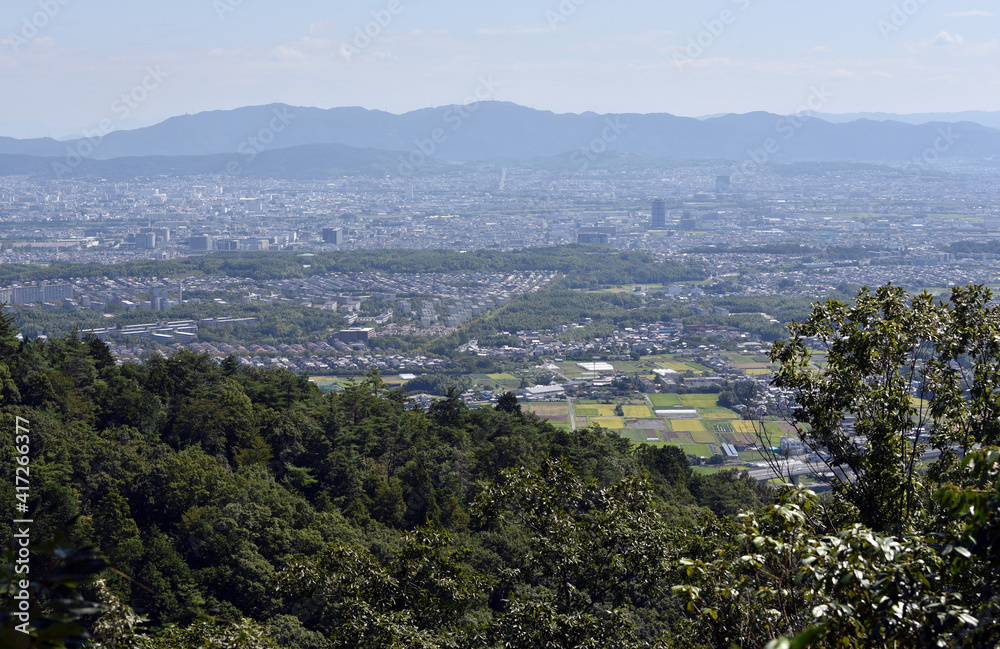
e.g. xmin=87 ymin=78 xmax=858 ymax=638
xmin=669 ymin=419 xmax=704 ymax=432
xmin=590 ymin=417 xmax=627 ymax=429
xmin=622 ymin=405 xmax=652 ymax=418
xmin=701 ymin=412 xmax=739 ymax=419
xmin=732 ymin=421 xmax=764 ymax=434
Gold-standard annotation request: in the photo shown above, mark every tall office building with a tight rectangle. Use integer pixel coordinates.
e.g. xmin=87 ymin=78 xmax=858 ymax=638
xmin=651 ymin=199 xmax=666 ymax=230
xmin=578 ymin=232 xmax=609 ymax=245
xmin=189 ymin=235 xmax=214 ymax=251
xmin=323 ymin=228 xmax=344 ymax=245
xmin=136 ymin=232 xmax=157 ymax=249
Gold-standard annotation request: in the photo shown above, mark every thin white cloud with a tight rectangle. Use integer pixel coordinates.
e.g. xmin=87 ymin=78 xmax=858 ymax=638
xmin=810 ymin=45 xmax=832 ymax=53
xmin=944 ymin=10 xmax=994 ymax=17
xmin=905 ymin=31 xmax=1000 ymax=56
xmin=269 ymin=46 xmax=307 ymax=61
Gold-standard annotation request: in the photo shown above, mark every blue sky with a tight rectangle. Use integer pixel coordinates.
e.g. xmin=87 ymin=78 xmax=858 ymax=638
xmin=2 ymin=0 xmax=999 ymax=137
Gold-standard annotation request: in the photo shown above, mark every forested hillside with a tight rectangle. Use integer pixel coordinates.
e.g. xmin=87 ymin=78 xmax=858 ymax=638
xmin=3 ymin=286 xmax=1000 ymax=648
xmin=0 ymin=309 xmax=765 ymax=648
xmin=0 ymin=246 xmax=705 ymax=287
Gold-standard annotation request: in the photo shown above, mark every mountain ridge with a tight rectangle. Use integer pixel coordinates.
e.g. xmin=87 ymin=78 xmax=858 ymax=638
xmin=0 ymin=102 xmax=998 ymax=173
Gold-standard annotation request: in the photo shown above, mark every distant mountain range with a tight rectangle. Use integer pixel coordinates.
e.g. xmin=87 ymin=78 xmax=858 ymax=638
xmin=815 ymin=111 xmax=1000 ymax=131
xmin=1 ymin=102 xmax=998 ymax=179
xmin=694 ymin=110 xmax=1000 ymax=131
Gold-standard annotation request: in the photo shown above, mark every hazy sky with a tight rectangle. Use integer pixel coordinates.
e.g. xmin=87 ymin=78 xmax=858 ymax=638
xmin=2 ymin=0 xmax=999 ymax=137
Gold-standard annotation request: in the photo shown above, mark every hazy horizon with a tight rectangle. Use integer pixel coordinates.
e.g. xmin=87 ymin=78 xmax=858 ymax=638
xmin=3 ymin=1 xmax=999 ymax=139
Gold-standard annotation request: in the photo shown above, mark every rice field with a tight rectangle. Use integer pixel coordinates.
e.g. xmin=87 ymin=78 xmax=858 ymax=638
xmin=669 ymin=419 xmax=705 ymax=432
xmin=488 ymin=373 xmax=518 ymax=380
xmin=697 ymin=406 xmax=740 ymax=418
xmin=575 ymin=404 xmax=617 ymax=417
xmin=732 ymin=420 xmax=764 ymax=434
xmin=590 ymin=417 xmax=627 ymax=429
xmin=622 ymin=405 xmax=653 ymax=418
xmin=744 ymin=369 xmax=772 ymax=376
xmin=680 ymin=394 xmax=719 ymax=407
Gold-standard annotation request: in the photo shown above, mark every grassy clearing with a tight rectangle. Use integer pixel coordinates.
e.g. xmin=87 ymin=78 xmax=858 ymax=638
xmin=650 ymin=394 xmax=683 ymax=407
xmin=690 ymin=429 xmax=719 ymax=444
xmin=680 ymin=443 xmax=714 ymax=457
xmin=622 ymin=429 xmax=662 ymax=443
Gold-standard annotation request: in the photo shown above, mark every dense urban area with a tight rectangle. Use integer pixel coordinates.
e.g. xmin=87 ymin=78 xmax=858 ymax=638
xmin=3 ymin=158 xmax=1000 ymax=648
xmin=2 ymin=160 xmax=1000 ymax=476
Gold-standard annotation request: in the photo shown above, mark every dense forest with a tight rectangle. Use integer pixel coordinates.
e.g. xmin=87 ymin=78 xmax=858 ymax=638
xmin=3 ymin=285 xmax=1000 ymax=648
xmin=0 ymin=246 xmax=705 ymax=287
